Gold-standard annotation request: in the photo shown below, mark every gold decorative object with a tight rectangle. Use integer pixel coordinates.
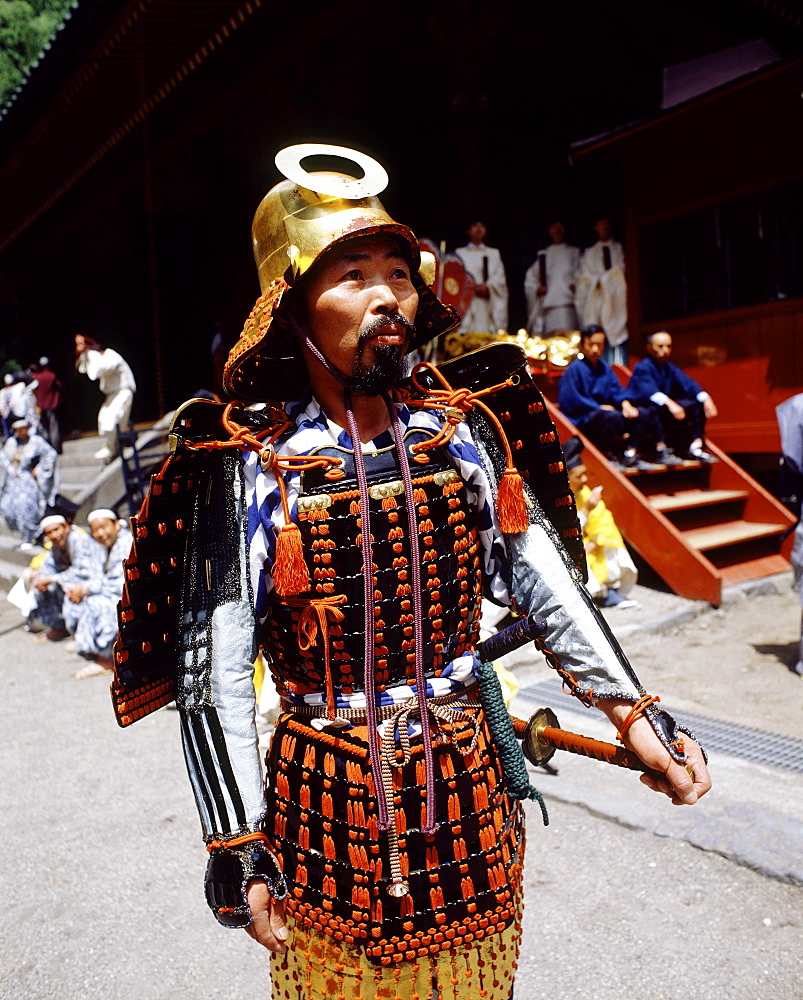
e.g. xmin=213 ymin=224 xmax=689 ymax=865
xmin=442 ymin=329 xmax=581 ymax=371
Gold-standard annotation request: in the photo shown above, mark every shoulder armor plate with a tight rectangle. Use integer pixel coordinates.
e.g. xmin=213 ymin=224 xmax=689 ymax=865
xmin=111 ymin=398 xmax=290 ymax=727
xmin=414 ymin=343 xmax=586 ymax=579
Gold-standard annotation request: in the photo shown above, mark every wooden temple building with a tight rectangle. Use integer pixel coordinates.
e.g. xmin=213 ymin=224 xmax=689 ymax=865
xmin=572 ymin=54 xmax=803 ymax=458
xmin=563 ymin=53 xmax=803 ymax=601
xmin=1 ymin=1 xmax=801 ymax=601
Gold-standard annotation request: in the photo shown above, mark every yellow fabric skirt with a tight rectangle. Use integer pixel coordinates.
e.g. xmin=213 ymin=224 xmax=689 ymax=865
xmin=270 ymin=904 xmax=521 ymax=1000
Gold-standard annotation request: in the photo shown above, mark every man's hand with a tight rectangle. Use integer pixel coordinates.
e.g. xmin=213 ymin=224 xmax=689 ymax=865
xmin=598 ymin=698 xmax=711 ymax=806
xmin=34 ymin=576 xmax=52 ymax=592
xmin=244 ymin=880 xmax=288 ymax=954
xmin=621 ymin=400 xmax=638 ymax=420
xmin=67 ymin=584 xmax=88 ymax=603
xmin=703 ymin=397 xmax=718 ymax=419
xmin=666 ymin=399 xmax=685 ymax=421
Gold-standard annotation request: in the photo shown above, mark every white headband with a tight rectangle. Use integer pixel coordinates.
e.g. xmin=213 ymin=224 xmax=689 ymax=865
xmin=40 ymin=515 xmax=66 ymax=529
xmin=87 ymin=508 xmax=118 ymax=523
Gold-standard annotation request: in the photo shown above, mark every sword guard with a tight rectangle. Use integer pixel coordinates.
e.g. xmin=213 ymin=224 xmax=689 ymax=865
xmin=521 ymin=707 xmax=560 ymax=766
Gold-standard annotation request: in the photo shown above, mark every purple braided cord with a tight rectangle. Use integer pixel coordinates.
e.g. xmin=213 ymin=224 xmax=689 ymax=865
xmin=383 ymin=392 xmax=438 ymax=835
xmin=343 ymin=389 xmax=390 ymax=831
xmin=290 ymin=311 xmax=437 ymax=833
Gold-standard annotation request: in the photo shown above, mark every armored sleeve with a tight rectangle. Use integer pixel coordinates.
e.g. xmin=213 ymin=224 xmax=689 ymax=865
xmin=449 ymin=419 xmax=642 ymax=702
xmin=456 ymin=414 xmax=700 ymax=763
xmin=176 ymin=450 xmax=266 ymax=843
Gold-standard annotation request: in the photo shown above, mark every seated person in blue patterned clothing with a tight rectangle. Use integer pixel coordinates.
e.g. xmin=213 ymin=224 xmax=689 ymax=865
xmin=558 ymin=325 xmax=660 ymax=470
xmin=29 ymin=514 xmax=106 ymax=643
xmin=627 ymin=331 xmax=718 ymax=464
xmin=67 ymin=508 xmax=133 ymax=679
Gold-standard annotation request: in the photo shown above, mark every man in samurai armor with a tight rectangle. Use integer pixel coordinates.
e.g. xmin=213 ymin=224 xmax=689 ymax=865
xmin=111 ymin=145 xmax=710 ymax=1000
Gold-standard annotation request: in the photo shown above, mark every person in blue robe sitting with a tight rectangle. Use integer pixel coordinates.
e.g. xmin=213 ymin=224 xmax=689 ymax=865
xmin=627 ymin=331 xmax=717 ymax=464
xmin=558 ymin=325 xmax=660 ymax=471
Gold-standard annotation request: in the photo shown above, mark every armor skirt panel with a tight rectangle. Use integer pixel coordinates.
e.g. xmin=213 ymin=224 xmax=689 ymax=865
xmin=263 ymin=700 xmax=524 ymax=968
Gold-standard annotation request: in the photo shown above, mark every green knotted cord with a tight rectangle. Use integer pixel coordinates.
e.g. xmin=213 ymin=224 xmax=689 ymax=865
xmin=475 ymin=659 xmax=549 ymax=826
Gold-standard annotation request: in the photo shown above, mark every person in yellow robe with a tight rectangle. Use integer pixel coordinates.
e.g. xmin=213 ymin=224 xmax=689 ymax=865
xmin=565 ymin=436 xmax=639 ymax=609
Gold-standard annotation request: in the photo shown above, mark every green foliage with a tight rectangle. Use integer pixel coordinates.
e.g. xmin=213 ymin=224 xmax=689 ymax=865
xmin=0 ymin=0 xmax=73 ymax=106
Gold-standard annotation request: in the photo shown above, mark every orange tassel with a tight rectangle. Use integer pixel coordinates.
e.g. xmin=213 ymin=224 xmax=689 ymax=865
xmin=497 ymin=468 xmax=529 ymax=533
xmin=272 ymin=522 xmax=310 ymax=596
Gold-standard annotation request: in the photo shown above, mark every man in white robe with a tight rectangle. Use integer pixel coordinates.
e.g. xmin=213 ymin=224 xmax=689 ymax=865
xmin=524 ymin=222 xmax=580 ymax=334
xmin=575 ymin=218 xmax=628 ymax=364
xmin=75 ymin=335 xmax=137 ymax=462
xmin=454 ymin=221 xmax=508 ymax=334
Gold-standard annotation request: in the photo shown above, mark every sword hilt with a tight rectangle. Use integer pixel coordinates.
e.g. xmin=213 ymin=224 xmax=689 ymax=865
xmin=476 ymin=613 xmax=547 ymax=663
xmin=514 ymin=707 xmax=666 ymax=782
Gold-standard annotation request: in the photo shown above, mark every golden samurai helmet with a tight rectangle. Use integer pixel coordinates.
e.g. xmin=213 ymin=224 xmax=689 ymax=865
xmin=224 ymin=143 xmax=460 ymax=401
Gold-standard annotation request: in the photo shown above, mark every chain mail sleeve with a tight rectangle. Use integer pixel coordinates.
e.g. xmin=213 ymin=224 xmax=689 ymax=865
xmin=177 ymin=450 xmax=266 ymax=842
xmin=454 ymin=414 xmax=703 ymax=764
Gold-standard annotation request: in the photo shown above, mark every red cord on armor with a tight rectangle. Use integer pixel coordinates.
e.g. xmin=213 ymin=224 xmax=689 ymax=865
xmin=184 ymin=402 xmax=342 ymax=596
xmin=409 ymin=363 xmax=530 ymax=533
xmin=280 ymin=594 xmax=347 ymax=722
xmin=344 ymin=389 xmax=388 ymax=831
xmin=206 ymin=831 xmax=270 ymax=851
xmin=615 ymin=694 xmax=661 ymax=743
xmin=385 ymin=391 xmax=438 ymax=835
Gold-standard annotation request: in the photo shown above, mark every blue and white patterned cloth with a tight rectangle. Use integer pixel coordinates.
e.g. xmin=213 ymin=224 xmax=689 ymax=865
xmin=31 ymin=527 xmax=106 ymax=632
xmin=63 ymin=526 xmax=132 ymax=657
xmin=0 ymin=431 xmax=58 ymax=544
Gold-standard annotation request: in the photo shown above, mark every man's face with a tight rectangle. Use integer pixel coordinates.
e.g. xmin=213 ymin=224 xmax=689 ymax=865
xmin=647 ymin=332 xmax=673 ymax=362
xmin=90 ymin=517 xmax=119 ymax=550
xmin=304 ymin=235 xmax=419 ymax=396
xmin=44 ymin=523 xmax=69 ymax=548
xmin=595 ymin=218 xmax=612 ymax=241
xmin=549 ymin=222 xmax=565 ymax=244
xmin=581 ymin=332 xmax=606 ymax=363
xmin=568 ymin=463 xmax=588 ymax=494
xmin=13 ymin=425 xmax=28 ymax=443
xmin=468 ymin=221 xmax=486 ymax=245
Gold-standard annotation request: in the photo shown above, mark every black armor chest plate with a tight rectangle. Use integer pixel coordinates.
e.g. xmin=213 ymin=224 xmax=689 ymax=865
xmin=262 ymin=429 xmax=483 ymax=699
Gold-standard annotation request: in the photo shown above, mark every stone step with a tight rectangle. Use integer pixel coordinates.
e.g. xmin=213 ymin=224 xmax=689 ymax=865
xmin=0 ymin=532 xmax=45 ymax=591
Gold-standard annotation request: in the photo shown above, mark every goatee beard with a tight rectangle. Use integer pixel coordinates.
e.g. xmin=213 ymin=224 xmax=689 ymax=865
xmin=346 ymin=345 xmax=409 ymax=396
xmin=344 ymin=313 xmax=415 ymax=396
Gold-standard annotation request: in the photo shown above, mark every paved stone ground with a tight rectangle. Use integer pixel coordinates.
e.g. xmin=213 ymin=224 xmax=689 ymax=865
xmin=1 ymin=578 xmax=802 ymax=998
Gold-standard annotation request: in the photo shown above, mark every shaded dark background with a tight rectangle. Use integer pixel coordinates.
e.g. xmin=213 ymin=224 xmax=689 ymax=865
xmin=0 ymin=0 xmax=801 ymax=431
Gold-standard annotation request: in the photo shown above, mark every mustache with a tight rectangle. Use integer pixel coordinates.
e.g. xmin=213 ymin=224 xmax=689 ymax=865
xmin=357 ymin=313 xmax=416 ymax=348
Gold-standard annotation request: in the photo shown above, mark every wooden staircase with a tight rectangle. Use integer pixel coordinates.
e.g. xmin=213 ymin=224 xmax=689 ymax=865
xmin=544 ymin=400 xmax=796 ymax=606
